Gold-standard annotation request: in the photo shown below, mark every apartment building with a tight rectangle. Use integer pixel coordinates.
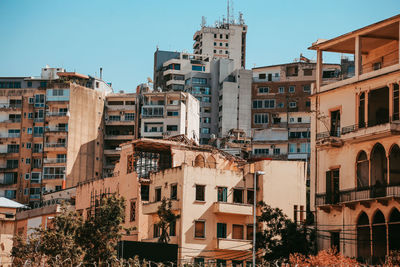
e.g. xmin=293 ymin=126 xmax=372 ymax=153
xmin=193 ymin=13 xmax=247 ymax=69
xmin=104 ymin=93 xmax=138 ymax=177
xmin=76 ymin=137 xmax=306 ymax=265
xmin=0 ymin=67 xmax=111 ymax=205
xmin=310 ymin=15 xmax=400 ymax=263
xmin=140 ymin=91 xmax=200 ymax=142
xmin=251 ymin=61 xmax=341 ymax=160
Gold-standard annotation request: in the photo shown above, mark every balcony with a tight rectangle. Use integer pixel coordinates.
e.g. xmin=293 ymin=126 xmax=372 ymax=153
xmin=316 ymin=184 xmax=400 ymax=212
xmin=104 ymin=134 xmax=135 ymax=140
xmin=104 ymin=149 xmax=121 ymax=155
xmin=106 ymin=104 xmax=136 ymax=111
xmin=341 ymin=120 xmax=400 ymax=143
xmin=142 ymin=106 xmax=164 ymax=118
xmin=46 ymin=111 xmax=67 ymax=117
xmin=105 ymin=118 xmax=135 ymax=125
xmin=43 ymin=158 xmax=67 ymax=164
xmin=216 ymin=238 xmax=252 ymax=251
xmin=315 ymin=131 xmax=343 ymax=147
xmin=0 ymin=177 xmax=17 ymax=187
xmin=0 ymin=133 xmax=20 ymax=139
xmin=213 ymin=202 xmax=253 ymax=216
xmin=0 ymin=104 xmax=22 ymax=110
xmin=44 ymin=143 xmax=67 ymax=151
xmin=45 ymin=126 xmax=68 ymax=133
xmin=142 ymin=200 xmax=179 ymax=215
xmin=0 ymin=118 xmax=21 ymax=124
xmin=43 ymin=174 xmax=65 ymax=180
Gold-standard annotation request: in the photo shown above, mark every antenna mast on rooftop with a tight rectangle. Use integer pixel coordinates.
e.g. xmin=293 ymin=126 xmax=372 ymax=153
xmin=201 ymin=16 xmax=206 ymax=27
xmin=227 ymin=0 xmax=229 ymax=25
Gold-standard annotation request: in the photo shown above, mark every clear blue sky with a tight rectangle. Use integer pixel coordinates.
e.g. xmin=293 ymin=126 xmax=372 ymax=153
xmin=0 ymin=0 xmax=398 ymax=93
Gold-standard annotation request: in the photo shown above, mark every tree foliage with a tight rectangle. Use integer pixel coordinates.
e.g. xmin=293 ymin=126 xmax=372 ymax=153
xmin=290 ymin=249 xmax=358 ymax=266
xmin=256 ymin=201 xmax=315 ymax=262
xmin=11 ymin=194 xmax=127 ymax=266
xmin=156 ymin=197 xmax=180 ymax=243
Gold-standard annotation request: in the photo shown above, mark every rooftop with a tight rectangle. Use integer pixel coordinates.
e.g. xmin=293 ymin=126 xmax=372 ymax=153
xmin=0 ymin=197 xmax=26 ymax=209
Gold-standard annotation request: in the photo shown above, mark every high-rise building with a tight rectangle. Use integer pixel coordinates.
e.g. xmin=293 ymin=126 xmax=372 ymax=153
xmin=251 ymin=60 xmax=341 ymax=161
xmin=0 ymin=67 xmax=112 ymax=205
xmin=310 ymin=15 xmax=400 ymax=262
xmin=193 ymin=14 xmax=247 ymax=70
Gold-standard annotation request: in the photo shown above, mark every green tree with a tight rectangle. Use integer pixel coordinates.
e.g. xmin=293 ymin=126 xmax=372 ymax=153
xmin=11 ymin=232 xmax=43 ymax=267
xmin=156 ymin=197 xmax=180 ymax=243
xmin=256 ymin=201 xmax=315 ymax=262
xmin=77 ymin=194 xmax=126 ymax=265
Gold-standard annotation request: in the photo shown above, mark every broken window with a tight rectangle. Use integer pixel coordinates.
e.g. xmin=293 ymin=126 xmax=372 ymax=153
xmin=286 ymin=66 xmax=298 ymax=77
xmin=233 ymin=189 xmax=244 ymax=203
xmin=326 ymin=169 xmax=339 ymax=204
xmin=141 ymin=185 xmax=149 ymax=201
xmin=389 ymin=145 xmax=400 ymax=185
xmin=359 ymin=92 xmax=366 ymax=128
xmin=368 ymin=87 xmax=389 ymax=127
xmin=133 ymin=151 xmax=171 ymax=178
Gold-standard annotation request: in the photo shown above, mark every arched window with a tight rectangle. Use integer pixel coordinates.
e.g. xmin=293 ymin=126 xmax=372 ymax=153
xmin=372 ymin=210 xmax=386 ymax=260
xmin=206 ymin=155 xmax=216 ymax=168
xmin=389 ymin=208 xmax=400 ymax=251
xmin=370 ymin=143 xmax=387 ymax=191
xmin=356 ymin=151 xmax=369 ymax=189
xmin=194 ymin=155 xmax=205 ymax=167
xmin=389 ymin=144 xmax=400 ymax=185
xmin=357 ymin=212 xmax=370 ymax=260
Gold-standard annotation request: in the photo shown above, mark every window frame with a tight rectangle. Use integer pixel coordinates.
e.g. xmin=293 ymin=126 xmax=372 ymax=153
xmin=194 ymin=220 xmax=206 ymax=238
xmin=195 ymin=184 xmax=205 ymax=202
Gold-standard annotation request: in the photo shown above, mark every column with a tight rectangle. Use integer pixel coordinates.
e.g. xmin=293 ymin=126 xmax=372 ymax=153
xmin=316 ymin=50 xmax=323 ymax=92
xmin=389 ymin=83 xmax=393 ymax=122
xmin=355 ymin=35 xmax=362 ymax=77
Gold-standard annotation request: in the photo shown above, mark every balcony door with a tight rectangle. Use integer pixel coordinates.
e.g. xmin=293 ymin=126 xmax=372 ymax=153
xmin=330 ymin=110 xmax=340 ymax=137
xmin=326 ymin=169 xmax=339 ymax=204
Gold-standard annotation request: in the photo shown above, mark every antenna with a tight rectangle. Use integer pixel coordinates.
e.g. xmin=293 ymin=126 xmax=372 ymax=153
xmin=201 ymin=16 xmax=206 ymax=27
xmin=227 ymin=0 xmax=229 ymax=25
xmin=231 ymin=0 xmax=234 ymax=24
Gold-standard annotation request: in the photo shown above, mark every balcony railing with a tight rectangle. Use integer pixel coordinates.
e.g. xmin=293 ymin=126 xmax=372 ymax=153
xmin=43 ymin=158 xmax=67 ymax=164
xmin=43 ymin=174 xmax=65 ymax=180
xmin=45 ymin=143 xmax=67 ymax=148
xmin=0 ymin=133 xmax=20 ymax=138
xmin=46 ymin=126 xmax=68 ymax=132
xmin=0 ymin=118 xmax=21 ymax=123
xmin=0 ymin=104 xmax=22 ymax=109
xmin=46 ymin=111 xmax=67 ymax=117
xmin=316 ymin=184 xmax=400 ymax=206
xmin=34 ymin=118 xmax=44 ymax=123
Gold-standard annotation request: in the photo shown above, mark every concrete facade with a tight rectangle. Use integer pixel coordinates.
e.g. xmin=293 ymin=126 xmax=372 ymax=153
xmin=75 ymin=138 xmax=307 ymax=265
xmin=309 ymin=15 xmax=400 ymax=263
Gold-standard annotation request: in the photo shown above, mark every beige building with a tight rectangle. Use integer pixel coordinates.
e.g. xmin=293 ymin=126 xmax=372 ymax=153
xmin=0 ymin=67 xmax=111 ymax=205
xmin=76 ymin=137 xmax=306 ymax=265
xmin=310 ymin=14 xmax=400 ymax=263
xmin=0 ymin=197 xmax=25 ymax=267
xmin=140 ymin=91 xmax=200 ymax=143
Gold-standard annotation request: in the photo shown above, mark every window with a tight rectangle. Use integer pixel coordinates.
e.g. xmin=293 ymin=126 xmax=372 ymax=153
xmin=258 ymin=87 xmax=269 ymax=94
xmin=195 ymin=185 xmax=205 ymax=201
xmin=232 ymin=224 xmax=244 ymax=239
xmin=254 ymin=114 xmax=268 ymax=124
xmin=216 ymin=260 xmax=226 ymax=267
xmin=214 ymin=42 xmax=217 ymax=46
xmin=202 ymin=96 xmax=211 ymax=103
xmin=167 ymin=111 xmax=179 ymax=116
xmin=34 ymin=94 xmax=45 ymax=107
xmin=33 ymin=143 xmax=42 ymax=153
xmin=27 ymin=128 xmax=32 ymax=134
xmin=297 ymin=117 xmax=302 ymax=123
xmin=25 ymin=173 xmax=30 ymax=180
xmin=201 ymin=128 xmax=210 ymax=134
xmin=155 ymin=187 xmax=162 ymax=202
xmin=26 ymin=158 xmax=31 ymax=164
xmin=192 ymin=77 xmax=207 ymax=84
xmin=226 ymin=34 xmax=229 ymax=39
xmin=24 ymin=188 xmax=29 ymax=195
xmin=246 ymin=225 xmax=253 ymax=240
xmin=166 ymin=125 xmax=178 ymax=131
xmin=233 ymin=189 xmax=243 ymax=203
xmin=130 ymin=200 xmax=136 ymax=222
xmin=278 ymin=87 xmax=285 ymax=93
xmin=217 ymin=223 xmax=227 ymax=238
xmin=217 ymin=187 xmax=227 ymax=202
xmin=43 ymin=167 xmax=65 ymax=179
xmin=169 ymin=220 xmax=176 ymax=236
xmin=289 ymin=102 xmax=297 ymax=108
xmin=330 ymin=109 xmax=341 ymax=137
xmin=7 ymin=144 xmax=19 ymax=153
xmin=192 ymin=65 xmax=205 ymax=71
xmin=303 ymin=84 xmax=311 ymax=92
xmin=264 ymin=99 xmax=275 ymax=108
xmin=153 ymin=224 xmax=160 ymax=238
xmin=273 ymin=148 xmax=280 ymax=155
xmin=304 ymin=69 xmax=313 ymax=76
xmin=254 ymin=148 xmax=269 ymax=155
xmin=220 ymin=34 xmax=223 ymax=38
xmin=31 ymin=172 xmax=41 ymax=183
xmin=28 ymin=112 xmax=33 ymax=119
xmin=141 ymin=185 xmax=149 ymax=201
xmin=6 ymin=160 xmax=18 ymax=169
xmin=247 ymin=189 xmax=254 ymax=204
xmin=194 ymin=221 xmax=205 ymax=238
xmin=194 ymin=258 xmax=204 ymax=266
xmin=170 ymin=184 xmax=177 ymax=200
xmin=277 ymin=102 xmax=284 ymax=108
xmin=294 ymin=205 xmax=298 ymax=222
xmin=33 ymin=126 xmax=43 ymax=136
xmin=258 ymin=73 xmax=266 ymax=79
xmin=326 ymin=169 xmax=340 ymax=204
xmin=124 ymin=113 xmax=135 ymax=121
xmin=203 ymin=117 xmax=211 ymax=124
xmin=289 ymin=86 xmax=295 ymax=93
xmin=252 ymin=100 xmax=263 ymax=109
xmin=330 ymin=232 xmax=340 ymax=252
xmin=306 ymin=101 xmax=311 ymax=107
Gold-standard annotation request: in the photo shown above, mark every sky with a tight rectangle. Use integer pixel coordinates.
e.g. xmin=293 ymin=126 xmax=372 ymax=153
xmin=0 ymin=0 xmax=399 ymax=93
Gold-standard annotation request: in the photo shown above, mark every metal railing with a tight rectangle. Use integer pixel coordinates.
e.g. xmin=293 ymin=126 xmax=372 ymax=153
xmin=0 ymin=118 xmax=21 ymax=123
xmin=316 ymin=184 xmax=400 ymax=205
xmin=43 ymin=158 xmax=67 ymax=164
xmin=0 ymin=104 xmax=22 ymax=109
xmin=46 ymin=111 xmax=67 ymax=117
xmin=43 ymin=174 xmax=65 ymax=180
xmin=45 ymin=143 xmax=67 ymax=148
xmin=46 ymin=126 xmax=68 ymax=132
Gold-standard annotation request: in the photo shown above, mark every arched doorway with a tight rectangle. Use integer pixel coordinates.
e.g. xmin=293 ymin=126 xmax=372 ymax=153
xmin=389 ymin=144 xmax=400 ymax=185
xmin=389 ymin=208 xmax=400 ymax=251
xmin=357 ymin=212 xmax=371 ymax=260
xmin=194 ymin=155 xmax=205 ymax=167
xmin=372 ymin=210 xmax=386 ymax=261
xmin=356 ymin=151 xmax=369 ymax=189
xmin=370 ymin=143 xmax=387 ymax=197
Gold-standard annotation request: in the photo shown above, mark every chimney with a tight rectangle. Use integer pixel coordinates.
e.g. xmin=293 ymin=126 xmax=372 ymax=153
xmin=100 ymin=67 xmax=103 ymax=80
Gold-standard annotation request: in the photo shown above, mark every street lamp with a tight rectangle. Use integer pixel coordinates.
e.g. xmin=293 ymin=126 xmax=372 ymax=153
xmin=253 ymin=171 xmax=265 ymax=267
